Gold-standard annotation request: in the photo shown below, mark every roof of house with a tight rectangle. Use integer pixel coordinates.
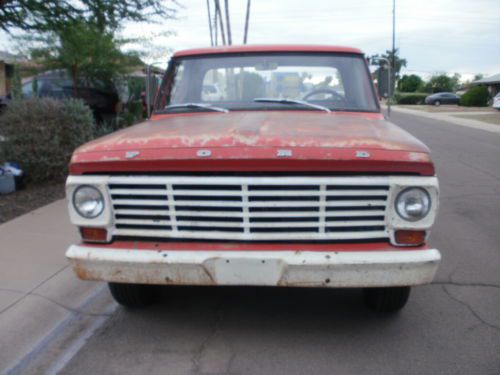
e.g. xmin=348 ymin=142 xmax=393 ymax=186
xmin=173 ymin=44 xmax=364 ymax=58
xmin=472 ymin=73 xmax=500 ymax=85
xmin=0 ymin=51 xmax=19 ymax=64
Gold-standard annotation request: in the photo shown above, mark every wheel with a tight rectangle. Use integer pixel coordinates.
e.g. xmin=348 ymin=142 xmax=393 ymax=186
xmin=434 ymin=100 xmax=441 ymax=106
xmin=363 ymin=287 xmax=411 ymax=313
xmin=108 ymin=282 xmax=158 ymax=308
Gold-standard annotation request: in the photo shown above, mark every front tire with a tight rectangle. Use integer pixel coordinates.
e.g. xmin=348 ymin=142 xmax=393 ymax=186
xmin=363 ymin=287 xmax=411 ymax=313
xmin=434 ymin=100 xmax=441 ymax=106
xmin=108 ymin=282 xmax=158 ymax=308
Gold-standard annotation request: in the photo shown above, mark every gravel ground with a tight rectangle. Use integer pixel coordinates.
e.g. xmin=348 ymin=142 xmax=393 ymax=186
xmin=0 ymin=182 xmax=65 ymax=224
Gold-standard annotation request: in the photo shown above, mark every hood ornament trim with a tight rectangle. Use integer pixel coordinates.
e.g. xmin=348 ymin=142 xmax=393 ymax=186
xmin=125 ymin=151 xmax=140 ymax=159
xmin=356 ymin=150 xmax=371 ymax=158
xmin=277 ymin=149 xmax=293 ymax=157
xmin=197 ymin=149 xmax=212 ymax=157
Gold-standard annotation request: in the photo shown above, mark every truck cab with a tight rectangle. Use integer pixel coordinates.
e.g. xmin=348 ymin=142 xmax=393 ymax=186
xmin=66 ymin=45 xmax=440 ymax=312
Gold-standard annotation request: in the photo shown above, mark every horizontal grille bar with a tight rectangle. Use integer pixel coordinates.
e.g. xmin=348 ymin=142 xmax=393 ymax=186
xmin=107 ymin=176 xmax=391 ymax=242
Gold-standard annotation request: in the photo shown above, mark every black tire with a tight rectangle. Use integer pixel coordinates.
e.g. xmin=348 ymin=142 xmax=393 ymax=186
xmin=108 ymin=282 xmax=158 ymax=308
xmin=434 ymin=100 xmax=441 ymax=106
xmin=363 ymin=287 xmax=411 ymax=313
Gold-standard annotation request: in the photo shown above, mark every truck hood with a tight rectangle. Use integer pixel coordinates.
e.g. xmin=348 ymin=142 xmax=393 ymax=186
xmin=78 ymin=111 xmax=429 ymax=152
xmin=71 ymin=111 xmax=435 ymax=175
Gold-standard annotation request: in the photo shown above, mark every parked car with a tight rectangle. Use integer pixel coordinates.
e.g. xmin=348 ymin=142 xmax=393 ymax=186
xmin=21 ymin=70 xmax=120 ymax=122
xmin=425 ymin=92 xmax=460 ymax=106
xmin=65 ymin=45 xmax=441 ymax=313
xmin=492 ymin=92 xmax=500 ymax=111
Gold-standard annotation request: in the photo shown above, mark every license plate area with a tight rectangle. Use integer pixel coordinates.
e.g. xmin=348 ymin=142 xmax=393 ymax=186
xmin=204 ymin=257 xmax=285 ymax=285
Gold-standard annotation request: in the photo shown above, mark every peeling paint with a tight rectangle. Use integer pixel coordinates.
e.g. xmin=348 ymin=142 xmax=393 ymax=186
xmin=75 ymin=112 xmax=429 ymax=153
xmin=67 ymin=246 xmax=441 ymax=288
xmin=69 ymin=111 xmax=434 ymax=175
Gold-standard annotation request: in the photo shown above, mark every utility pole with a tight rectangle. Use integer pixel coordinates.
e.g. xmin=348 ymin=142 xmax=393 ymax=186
xmin=224 ymin=0 xmax=232 ymax=45
xmin=243 ymin=0 xmax=251 ymax=44
xmin=391 ymin=0 xmax=396 ymax=97
xmin=207 ymin=0 xmax=214 ymax=46
xmin=214 ymin=0 xmax=226 ymax=45
xmin=213 ymin=1 xmax=218 ymax=46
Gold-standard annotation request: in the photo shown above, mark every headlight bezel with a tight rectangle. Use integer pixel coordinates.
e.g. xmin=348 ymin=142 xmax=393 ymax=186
xmin=395 ymin=187 xmax=431 ymax=222
xmin=72 ymin=184 xmax=105 ymax=219
xmin=66 ymin=176 xmax=112 ymax=227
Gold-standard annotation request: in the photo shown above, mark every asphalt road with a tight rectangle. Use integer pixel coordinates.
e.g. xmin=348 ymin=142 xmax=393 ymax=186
xmin=60 ymin=111 xmax=500 ymax=375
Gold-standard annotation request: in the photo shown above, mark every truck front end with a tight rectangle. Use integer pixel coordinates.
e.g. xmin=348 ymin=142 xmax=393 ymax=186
xmin=65 ymin=45 xmax=440 ymax=312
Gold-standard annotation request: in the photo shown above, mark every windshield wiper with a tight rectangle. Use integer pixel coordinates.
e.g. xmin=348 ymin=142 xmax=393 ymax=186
xmin=164 ymin=103 xmax=229 ymax=113
xmin=253 ymin=98 xmax=331 ymax=113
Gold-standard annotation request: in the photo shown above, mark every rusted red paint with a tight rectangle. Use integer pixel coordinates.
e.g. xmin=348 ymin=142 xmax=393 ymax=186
xmin=80 ymin=241 xmax=430 ymax=252
xmin=173 ymin=44 xmax=364 ymax=58
xmin=70 ymin=111 xmax=434 ymax=175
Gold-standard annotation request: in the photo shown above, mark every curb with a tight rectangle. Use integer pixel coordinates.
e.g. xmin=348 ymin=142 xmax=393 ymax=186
xmin=387 ymin=106 xmax=500 ymax=134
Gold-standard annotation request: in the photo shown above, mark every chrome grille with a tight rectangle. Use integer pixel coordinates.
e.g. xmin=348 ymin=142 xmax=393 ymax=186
xmin=108 ymin=176 xmax=390 ymax=241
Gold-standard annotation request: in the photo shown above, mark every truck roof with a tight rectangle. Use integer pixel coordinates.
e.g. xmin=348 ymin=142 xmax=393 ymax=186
xmin=173 ymin=44 xmax=364 ymax=58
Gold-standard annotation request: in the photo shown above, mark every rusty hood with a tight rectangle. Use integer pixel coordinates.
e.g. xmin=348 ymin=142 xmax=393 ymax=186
xmin=70 ymin=111 xmax=435 ymax=175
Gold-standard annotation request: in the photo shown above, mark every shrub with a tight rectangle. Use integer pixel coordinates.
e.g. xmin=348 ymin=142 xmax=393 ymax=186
xmin=0 ymin=98 xmax=94 ymax=183
xmin=459 ymin=86 xmax=489 ymax=107
xmin=394 ymin=92 xmax=427 ymax=105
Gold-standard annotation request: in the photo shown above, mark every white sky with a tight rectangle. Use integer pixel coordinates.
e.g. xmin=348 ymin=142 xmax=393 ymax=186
xmin=2 ymin=0 xmax=499 ymax=81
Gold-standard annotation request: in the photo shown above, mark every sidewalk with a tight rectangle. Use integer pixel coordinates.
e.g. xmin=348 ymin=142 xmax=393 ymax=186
xmin=0 ymin=199 xmax=113 ymax=374
xmin=387 ymin=105 xmax=500 ymax=134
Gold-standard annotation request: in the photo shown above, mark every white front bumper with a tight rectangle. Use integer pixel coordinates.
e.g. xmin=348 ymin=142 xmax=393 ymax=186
xmin=66 ymin=245 xmax=441 ymax=288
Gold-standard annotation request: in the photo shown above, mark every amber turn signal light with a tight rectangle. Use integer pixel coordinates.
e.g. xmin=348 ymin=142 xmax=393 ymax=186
xmin=80 ymin=227 xmax=108 ymax=243
xmin=395 ymin=230 xmax=426 ymax=245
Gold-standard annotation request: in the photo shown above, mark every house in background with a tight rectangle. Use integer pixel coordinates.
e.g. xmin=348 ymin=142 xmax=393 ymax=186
xmin=0 ymin=51 xmax=18 ymax=97
xmin=471 ymin=73 xmax=500 ymax=97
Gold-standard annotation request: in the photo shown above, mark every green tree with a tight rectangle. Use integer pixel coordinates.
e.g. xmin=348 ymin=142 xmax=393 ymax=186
xmin=27 ymin=21 xmax=141 ymax=95
xmin=0 ymin=0 xmax=178 ymax=33
xmin=370 ymin=49 xmax=407 ymax=81
xmin=423 ymin=74 xmax=460 ymax=93
xmin=0 ymin=1 xmax=77 ymax=32
xmin=397 ymin=74 xmax=423 ymax=93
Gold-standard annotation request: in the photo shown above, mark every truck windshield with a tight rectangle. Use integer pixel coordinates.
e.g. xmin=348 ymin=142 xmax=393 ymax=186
xmin=155 ymin=53 xmax=378 ymax=113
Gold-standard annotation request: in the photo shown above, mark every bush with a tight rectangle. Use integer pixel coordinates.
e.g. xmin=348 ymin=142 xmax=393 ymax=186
xmin=0 ymin=98 xmax=94 ymax=183
xmin=459 ymin=86 xmax=489 ymax=107
xmin=393 ymin=92 xmax=427 ymax=105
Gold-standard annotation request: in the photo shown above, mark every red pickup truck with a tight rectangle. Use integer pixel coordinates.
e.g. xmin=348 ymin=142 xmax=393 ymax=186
xmin=65 ymin=45 xmax=440 ymax=313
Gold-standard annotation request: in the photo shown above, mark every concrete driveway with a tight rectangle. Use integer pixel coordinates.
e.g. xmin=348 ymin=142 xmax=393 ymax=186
xmin=1 ymin=110 xmax=499 ymax=375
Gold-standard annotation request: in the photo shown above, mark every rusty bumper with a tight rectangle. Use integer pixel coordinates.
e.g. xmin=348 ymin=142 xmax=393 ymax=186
xmin=66 ymin=245 xmax=441 ymax=288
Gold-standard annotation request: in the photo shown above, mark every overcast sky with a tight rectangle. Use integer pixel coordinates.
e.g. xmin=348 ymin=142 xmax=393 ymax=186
xmin=2 ymin=0 xmax=499 ymax=80
xmin=122 ymin=0 xmax=500 ymax=80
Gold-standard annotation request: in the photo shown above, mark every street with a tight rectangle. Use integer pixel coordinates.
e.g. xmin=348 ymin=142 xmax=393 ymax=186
xmin=35 ymin=112 xmax=500 ymax=374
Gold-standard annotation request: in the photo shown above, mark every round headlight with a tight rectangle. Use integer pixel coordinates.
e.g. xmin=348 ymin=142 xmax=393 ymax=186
xmin=396 ymin=187 xmax=431 ymax=221
xmin=73 ymin=186 xmax=104 ymax=218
